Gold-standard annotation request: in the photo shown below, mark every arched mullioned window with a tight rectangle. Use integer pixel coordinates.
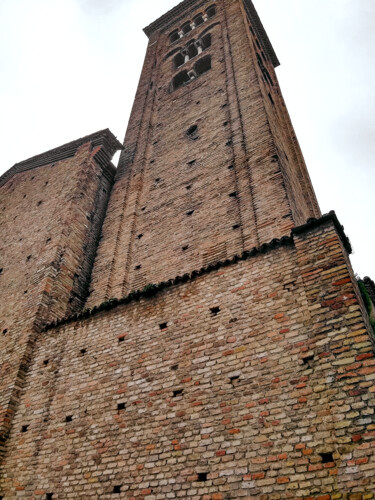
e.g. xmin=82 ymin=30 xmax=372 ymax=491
xmin=182 ymin=22 xmax=192 ymax=35
xmin=194 ymin=14 xmax=204 ymax=27
xmin=194 ymin=55 xmax=212 ymax=76
xmin=174 ymin=52 xmax=185 ymax=69
xmin=172 ymin=70 xmax=191 ymax=90
xmin=170 ymin=30 xmax=180 ymax=44
xmin=188 ymin=42 xmax=198 ymax=59
xmin=200 ymin=33 xmax=212 ymax=50
xmin=206 ymin=5 xmax=216 ymax=19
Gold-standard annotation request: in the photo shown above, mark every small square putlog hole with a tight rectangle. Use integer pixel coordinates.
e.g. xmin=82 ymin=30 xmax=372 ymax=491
xmin=65 ymin=415 xmax=73 ymax=423
xmin=210 ymin=306 xmax=221 ymax=316
xmin=117 ymin=402 xmax=126 ymax=412
xmin=320 ymin=452 xmax=334 ymax=464
xmin=46 ymin=494 xmax=54 ymax=500
xmin=197 ymin=472 xmax=208 ymax=482
xmin=173 ymin=389 xmax=184 ymax=398
xmin=113 ymin=485 xmax=122 ymax=494
xmin=229 ymin=375 xmax=240 ymax=386
xmin=21 ymin=425 xmax=29 ymax=433
xmin=302 ymin=354 xmax=314 ymax=365
xmin=159 ymin=322 xmax=168 ymax=330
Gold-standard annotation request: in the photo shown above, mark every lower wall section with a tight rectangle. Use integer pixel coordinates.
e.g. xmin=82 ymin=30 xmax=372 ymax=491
xmin=0 ymin=220 xmax=374 ymax=499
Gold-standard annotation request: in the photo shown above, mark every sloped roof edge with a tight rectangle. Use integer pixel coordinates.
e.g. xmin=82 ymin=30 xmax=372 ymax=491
xmin=0 ymin=129 xmax=123 ymax=188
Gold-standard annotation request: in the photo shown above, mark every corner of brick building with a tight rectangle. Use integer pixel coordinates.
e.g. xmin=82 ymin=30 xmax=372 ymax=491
xmin=0 ymin=130 xmax=122 ymax=462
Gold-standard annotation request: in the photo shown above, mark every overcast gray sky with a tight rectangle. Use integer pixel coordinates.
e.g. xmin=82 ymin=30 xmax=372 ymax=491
xmin=0 ymin=0 xmax=374 ymax=279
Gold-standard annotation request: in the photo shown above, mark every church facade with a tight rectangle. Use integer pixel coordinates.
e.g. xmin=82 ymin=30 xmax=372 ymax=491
xmin=0 ymin=1 xmax=374 ymax=498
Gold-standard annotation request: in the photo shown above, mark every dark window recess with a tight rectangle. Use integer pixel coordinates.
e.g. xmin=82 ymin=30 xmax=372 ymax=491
xmin=187 ymin=210 xmax=195 ymax=216
xmin=263 ymin=68 xmax=274 ymax=86
xmin=229 ymin=192 xmax=238 ymax=198
xmin=320 ymin=452 xmax=334 ymax=464
xmin=117 ymin=402 xmax=126 ymax=411
xmin=65 ymin=415 xmax=73 ymax=423
xmin=186 ymin=125 xmax=199 ymax=140
xmin=188 ymin=43 xmax=198 ymax=59
xmin=46 ymin=494 xmax=54 ymax=500
xmin=174 ymin=52 xmax=185 ymax=68
xmin=268 ymin=93 xmax=275 ymax=105
xmin=43 ymin=360 xmax=49 ymax=366
xmin=172 ymin=70 xmax=190 ymax=91
xmin=80 ymin=349 xmax=87 ymax=355
xmin=159 ymin=322 xmax=168 ymax=330
xmin=170 ymin=30 xmax=180 ymax=44
xmin=113 ymin=485 xmax=122 ymax=494
xmin=24 ymin=290 xmax=28 ymax=294
xmin=3 ymin=329 xmax=8 ymax=335
xmin=194 ymin=55 xmax=212 ymax=76
xmin=197 ymin=472 xmax=208 ymax=482
xmin=182 ymin=22 xmax=192 ymax=34
xmin=206 ymin=4 xmax=216 ymax=18
xmin=194 ymin=14 xmax=204 ymax=26
xmin=118 ymin=336 xmax=125 ymax=343
xmin=21 ymin=425 xmax=29 ymax=433
xmin=210 ymin=306 xmax=221 ymax=316
xmin=171 ymin=364 xmax=179 ymax=371
xmin=135 ymin=265 xmax=142 ymax=270
xmin=0 ymin=268 xmax=3 ymax=274
xmin=173 ymin=389 xmax=184 ymax=397
xmin=201 ymin=33 xmax=212 ymax=50
xmin=256 ymin=39 xmax=261 ymax=49
xmin=233 ymin=224 xmax=240 ymax=230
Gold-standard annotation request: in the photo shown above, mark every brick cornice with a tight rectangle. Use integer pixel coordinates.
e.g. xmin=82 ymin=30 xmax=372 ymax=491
xmin=143 ymin=0 xmax=279 ymax=68
xmin=43 ymin=211 xmax=350 ymax=332
xmin=0 ymin=129 xmax=123 ymax=188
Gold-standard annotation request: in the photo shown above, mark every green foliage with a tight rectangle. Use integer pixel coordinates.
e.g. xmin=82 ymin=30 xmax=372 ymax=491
xmin=358 ymin=280 xmax=375 ymax=334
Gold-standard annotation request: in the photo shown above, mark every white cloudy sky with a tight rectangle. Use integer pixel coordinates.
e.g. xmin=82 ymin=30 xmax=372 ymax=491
xmin=0 ymin=0 xmax=374 ymax=279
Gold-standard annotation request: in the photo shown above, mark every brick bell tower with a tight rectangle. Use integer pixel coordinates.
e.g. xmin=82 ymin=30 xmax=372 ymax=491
xmin=87 ymin=0 xmax=320 ymax=307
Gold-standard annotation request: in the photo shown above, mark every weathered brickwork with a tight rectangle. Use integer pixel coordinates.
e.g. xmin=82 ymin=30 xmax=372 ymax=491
xmin=0 ymin=219 xmax=374 ymax=498
xmin=0 ymin=1 xmax=374 ymax=498
xmin=0 ymin=132 xmax=122 ymax=461
xmin=87 ymin=0 xmax=320 ymax=306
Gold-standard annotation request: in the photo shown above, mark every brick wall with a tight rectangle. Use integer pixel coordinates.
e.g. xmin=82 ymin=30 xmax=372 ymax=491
xmin=0 ymin=134 xmax=120 ymax=462
xmin=1 ymin=218 xmax=374 ymax=498
xmin=87 ymin=0 xmax=320 ymax=307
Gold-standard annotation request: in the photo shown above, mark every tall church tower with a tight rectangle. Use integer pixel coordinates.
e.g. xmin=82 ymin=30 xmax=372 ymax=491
xmin=1 ymin=1 xmax=374 ymax=498
xmin=87 ymin=0 xmax=320 ymax=306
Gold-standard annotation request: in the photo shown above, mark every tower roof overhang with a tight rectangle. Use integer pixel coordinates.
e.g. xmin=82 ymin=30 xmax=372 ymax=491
xmin=143 ymin=0 xmax=280 ymax=68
